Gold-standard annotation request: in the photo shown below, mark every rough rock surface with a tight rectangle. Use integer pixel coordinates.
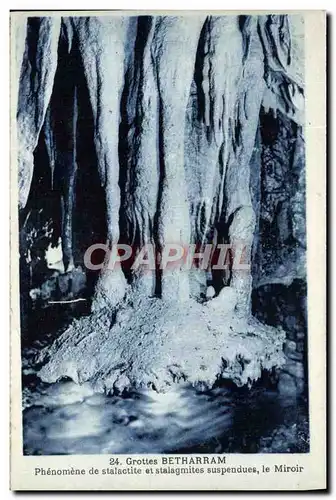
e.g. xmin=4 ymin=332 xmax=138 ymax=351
xmin=38 ymin=286 xmax=285 ymax=392
xmin=253 ymin=280 xmax=307 ymax=395
xmin=253 ymin=110 xmax=306 ymax=289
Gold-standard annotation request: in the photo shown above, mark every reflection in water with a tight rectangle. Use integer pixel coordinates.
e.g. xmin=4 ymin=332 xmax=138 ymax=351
xmin=23 ymin=375 xmax=309 ymax=455
xmin=21 ymin=305 xmax=309 ymax=456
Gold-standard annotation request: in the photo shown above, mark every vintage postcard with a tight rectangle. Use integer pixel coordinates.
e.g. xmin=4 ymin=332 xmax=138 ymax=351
xmin=10 ymin=10 xmax=326 ymax=490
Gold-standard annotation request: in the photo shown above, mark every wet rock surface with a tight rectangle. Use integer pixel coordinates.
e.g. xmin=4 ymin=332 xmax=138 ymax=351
xmin=22 ymin=381 xmax=309 ymax=455
xmin=36 ymin=289 xmax=286 ymax=392
xmin=252 ymin=280 xmax=308 ymax=396
xmin=21 ymin=301 xmax=309 ymax=455
xmin=22 ymin=326 xmax=309 ymax=455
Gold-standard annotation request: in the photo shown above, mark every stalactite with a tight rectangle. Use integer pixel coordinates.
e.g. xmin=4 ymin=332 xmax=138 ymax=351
xmin=120 ymin=16 xmax=159 ymax=297
xmin=184 ymin=16 xmax=259 ymax=302
xmin=13 ymin=15 xmax=28 ymax=87
xmin=42 ymin=106 xmax=56 ymax=190
xmin=58 ymin=85 xmax=78 ymax=272
xmin=223 ymin=20 xmax=266 ymax=316
xmin=17 ymin=17 xmax=61 ymax=208
xmin=184 ymin=16 xmax=258 ymax=246
xmin=258 ymin=15 xmax=304 ymax=126
xmin=152 ymin=15 xmax=205 ymax=302
xmin=73 ymin=17 xmax=130 ymax=309
xmin=44 ymin=22 xmax=80 ymax=274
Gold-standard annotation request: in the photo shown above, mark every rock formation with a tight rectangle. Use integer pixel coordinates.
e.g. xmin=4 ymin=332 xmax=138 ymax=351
xmin=15 ymin=14 xmax=305 ymax=393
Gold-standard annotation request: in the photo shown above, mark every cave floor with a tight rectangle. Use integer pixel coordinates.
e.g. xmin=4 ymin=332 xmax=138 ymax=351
xmin=21 ymin=304 xmax=309 ymax=455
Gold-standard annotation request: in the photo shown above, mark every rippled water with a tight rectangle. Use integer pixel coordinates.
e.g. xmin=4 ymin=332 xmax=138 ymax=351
xmin=21 ymin=304 xmax=309 ymax=456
